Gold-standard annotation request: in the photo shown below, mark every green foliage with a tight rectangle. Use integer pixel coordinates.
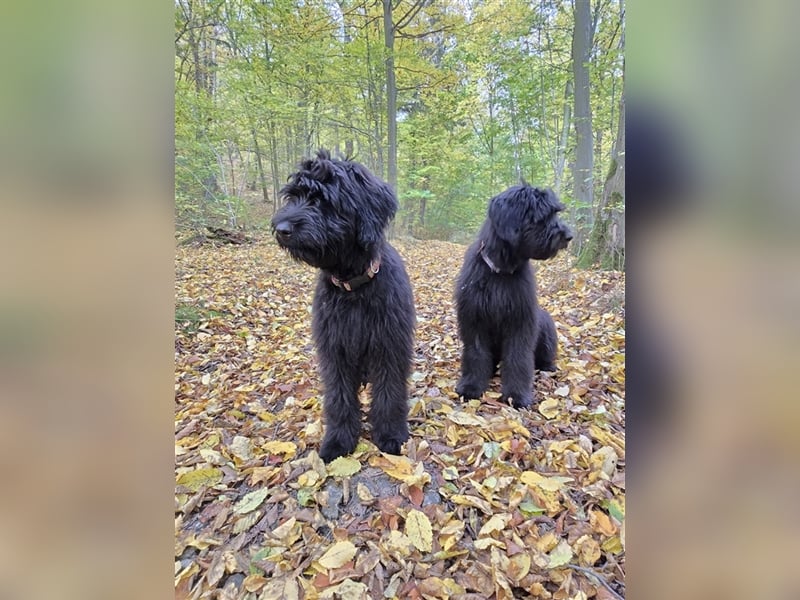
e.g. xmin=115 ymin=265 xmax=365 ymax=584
xmin=175 ymin=0 xmax=624 ymax=257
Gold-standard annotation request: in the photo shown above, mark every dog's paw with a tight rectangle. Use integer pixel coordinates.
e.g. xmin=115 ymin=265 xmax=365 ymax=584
xmin=319 ymin=437 xmax=357 ymax=463
xmin=375 ymin=436 xmax=406 ymax=456
xmin=504 ymin=392 xmax=533 ymax=409
xmin=456 ymin=380 xmax=485 ymax=400
xmin=537 ymin=363 xmax=557 ymax=372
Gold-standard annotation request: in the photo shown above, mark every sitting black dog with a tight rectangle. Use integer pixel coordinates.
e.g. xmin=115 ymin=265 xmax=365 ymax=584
xmin=271 ymin=150 xmax=415 ymax=462
xmin=455 ymin=184 xmax=572 ymax=408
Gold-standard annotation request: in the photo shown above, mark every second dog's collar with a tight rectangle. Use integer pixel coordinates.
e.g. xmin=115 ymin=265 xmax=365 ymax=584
xmin=479 ymin=241 xmax=514 ymax=274
xmin=330 ymin=256 xmax=381 ymax=291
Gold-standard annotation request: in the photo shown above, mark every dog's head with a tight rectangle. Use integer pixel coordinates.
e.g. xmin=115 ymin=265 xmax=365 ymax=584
xmin=487 ymin=184 xmax=573 ymax=261
xmin=271 ymin=150 xmax=397 ymax=269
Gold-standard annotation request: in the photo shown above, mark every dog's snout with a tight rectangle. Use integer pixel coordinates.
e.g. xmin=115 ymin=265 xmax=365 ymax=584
xmin=563 ymin=227 xmax=574 ymax=242
xmin=273 ymin=220 xmax=293 ymax=237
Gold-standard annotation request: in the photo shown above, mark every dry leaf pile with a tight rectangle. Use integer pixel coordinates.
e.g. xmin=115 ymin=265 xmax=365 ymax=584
xmin=175 ymin=236 xmax=625 ymax=600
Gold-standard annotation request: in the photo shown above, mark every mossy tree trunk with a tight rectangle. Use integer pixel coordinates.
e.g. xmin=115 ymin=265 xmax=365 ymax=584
xmin=577 ymin=50 xmax=625 ymax=270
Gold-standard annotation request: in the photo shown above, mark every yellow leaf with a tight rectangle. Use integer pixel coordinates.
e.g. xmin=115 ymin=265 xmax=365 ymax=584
xmin=405 ymin=509 xmax=433 ymax=553
xmin=506 ymin=552 xmax=531 ymax=584
xmin=271 ymin=517 xmax=299 ymax=543
xmin=450 ymin=494 xmax=493 ymax=514
xmin=446 ymin=411 xmax=487 ymax=426
xmin=418 ymin=577 xmax=466 ymax=598
xmin=589 ymin=446 xmax=618 ymax=480
xmin=520 ymin=471 xmax=573 ymax=491
xmin=177 ymin=467 xmax=223 ymax=491
xmin=327 ymin=456 xmax=361 ymax=478
xmin=242 ymin=574 xmax=268 ymax=593
xmin=601 ymin=535 xmax=624 ymax=554
xmin=538 ymin=398 xmax=560 ymax=419
xmin=262 ymin=440 xmax=297 ymax=459
xmin=356 ymin=482 xmax=374 ymax=503
xmin=318 ymin=540 xmax=357 ymax=569
xmin=547 ymin=539 xmax=573 ymax=568
xmin=320 ymin=578 xmax=368 ymax=600
xmin=229 ymin=435 xmax=252 ymax=460
xmin=383 ymin=530 xmax=414 ymax=557
xmin=574 ymin=534 xmax=601 ymax=566
xmin=249 ymin=466 xmax=278 ymax=486
xmin=478 ymin=513 xmax=510 ymax=537
xmin=474 ymin=537 xmax=505 ymax=550
xmin=369 ymin=454 xmax=431 ymax=487
xmin=233 ymin=488 xmax=269 ymax=514
xmin=590 ymin=509 xmax=618 ymax=536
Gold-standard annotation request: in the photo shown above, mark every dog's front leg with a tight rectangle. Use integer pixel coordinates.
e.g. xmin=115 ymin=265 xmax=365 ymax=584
xmin=318 ymin=358 xmax=362 ymax=462
xmin=368 ymin=361 xmax=410 ymax=455
xmin=456 ymin=332 xmax=494 ymax=400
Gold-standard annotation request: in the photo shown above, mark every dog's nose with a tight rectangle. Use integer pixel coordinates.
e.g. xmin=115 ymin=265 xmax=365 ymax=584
xmin=273 ymin=220 xmax=293 ymax=237
xmin=563 ymin=226 xmax=574 ymax=241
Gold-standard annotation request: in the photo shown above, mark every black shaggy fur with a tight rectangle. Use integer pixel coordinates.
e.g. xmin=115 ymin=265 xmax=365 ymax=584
xmin=455 ymin=184 xmax=572 ymax=408
xmin=271 ymin=150 xmax=415 ymax=462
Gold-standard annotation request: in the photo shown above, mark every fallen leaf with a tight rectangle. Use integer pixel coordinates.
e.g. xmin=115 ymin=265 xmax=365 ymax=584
xmin=538 ymin=398 xmax=560 ymax=418
xmin=327 ymin=456 xmax=361 ymax=478
xmin=405 ymin=509 xmax=433 ymax=553
xmin=318 ymin=540 xmax=357 ymax=569
xmin=263 ymin=440 xmax=297 ymax=459
xmin=547 ymin=539 xmax=573 ymax=568
xmin=478 ymin=513 xmax=510 ymax=536
xmin=233 ymin=488 xmax=269 ymax=514
xmin=177 ymin=467 xmax=223 ymax=491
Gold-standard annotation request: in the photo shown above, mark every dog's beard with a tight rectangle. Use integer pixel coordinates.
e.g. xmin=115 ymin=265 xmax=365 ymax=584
xmin=525 ymin=222 xmax=571 ymax=260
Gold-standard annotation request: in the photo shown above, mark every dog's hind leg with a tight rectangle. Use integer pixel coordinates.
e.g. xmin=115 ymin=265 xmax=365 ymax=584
xmin=500 ymin=334 xmax=535 ymax=409
xmin=534 ymin=308 xmax=558 ymax=372
xmin=318 ymin=358 xmax=363 ymax=462
xmin=456 ymin=332 xmax=494 ymax=400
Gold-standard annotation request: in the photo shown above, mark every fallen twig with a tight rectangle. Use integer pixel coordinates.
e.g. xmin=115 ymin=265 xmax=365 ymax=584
xmin=566 ymin=563 xmax=624 ymax=600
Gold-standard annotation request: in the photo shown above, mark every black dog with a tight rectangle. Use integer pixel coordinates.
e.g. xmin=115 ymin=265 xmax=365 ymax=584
xmin=271 ymin=150 xmax=415 ymax=462
xmin=455 ymin=184 xmax=572 ymax=408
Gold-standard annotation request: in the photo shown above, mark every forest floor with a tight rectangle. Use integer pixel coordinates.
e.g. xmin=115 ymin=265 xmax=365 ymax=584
xmin=175 ymin=233 xmax=625 ymax=600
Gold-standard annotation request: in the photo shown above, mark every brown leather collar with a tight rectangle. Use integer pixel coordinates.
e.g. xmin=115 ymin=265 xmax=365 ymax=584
xmin=330 ymin=256 xmax=381 ymax=291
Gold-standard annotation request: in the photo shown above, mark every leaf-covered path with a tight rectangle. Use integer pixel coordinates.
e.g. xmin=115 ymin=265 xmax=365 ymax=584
xmin=175 ymin=237 xmax=625 ymax=599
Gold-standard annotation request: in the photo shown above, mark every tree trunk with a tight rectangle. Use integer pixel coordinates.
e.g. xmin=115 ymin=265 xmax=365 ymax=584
xmin=383 ymin=0 xmax=397 ymax=193
xmin=251 ymin=128 xmax=269 ymax=203
xmin=571 ymin=0 xmax=594 ymax=214
xmin=577 ymin=84 xmax=625 ymax=269
xmin=554 ymin=80 xmax=572 ymax=194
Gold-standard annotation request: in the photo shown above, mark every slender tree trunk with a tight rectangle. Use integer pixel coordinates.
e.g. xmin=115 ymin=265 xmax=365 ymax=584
xmin=554 ymin=80 xmax=572 ymax=194
xmin=251 ymin=128 xmax=269 ymax=203
xmin=571 ymin=0 xmax=594 ymax=212
xmin=577 ymin=81 xmax=625 ymax=269
xmin=383 ymin=0 xmax=397 ymax=193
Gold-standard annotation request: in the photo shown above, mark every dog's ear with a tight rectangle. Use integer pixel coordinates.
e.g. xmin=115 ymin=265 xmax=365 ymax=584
xmin=350 ymin=164 xmax=398 ymax=249
xmin=488 ymin=189 xmax=525 ymax=245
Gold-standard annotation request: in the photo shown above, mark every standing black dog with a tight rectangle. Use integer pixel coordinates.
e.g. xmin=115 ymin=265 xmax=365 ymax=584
xmin=455 ymin=184 xmax=572 ymax=409
xmin=271 ymin=150 xmax=415 ymax=462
